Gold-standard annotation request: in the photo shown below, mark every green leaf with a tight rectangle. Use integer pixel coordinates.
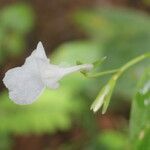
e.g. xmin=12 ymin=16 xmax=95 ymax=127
xmin=74 ymin=8 xmax=150 ymax=41
xmin=51 ymin=40 xmax=102 ymax=65
xmin=0 ymin=3 xmax=35 ymax=61
xmin=0 ymin=133 xmax=12 ymax=150
xmin=0 ymin=3 xmax=34 ymax=34
xmin=97 ymin=130 xmax=127 ymax=150
xmin=130 ymin=68 xmax=150 ymax=150
xmin=0 ymin=87 xmax=83 ymax=134
xmin=5 ymin=33 xmax=25 ymax=56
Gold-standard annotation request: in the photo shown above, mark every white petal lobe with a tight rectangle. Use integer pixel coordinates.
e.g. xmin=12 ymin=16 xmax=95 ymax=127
xmin=34 ymin=41 xmax=48 ymax=59
xmin=3 ymin=66 xmax=45 ymax=105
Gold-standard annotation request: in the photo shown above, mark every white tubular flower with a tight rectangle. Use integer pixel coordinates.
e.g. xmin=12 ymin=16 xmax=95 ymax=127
xmin=3 ymin=42 xmax=93 ymax=105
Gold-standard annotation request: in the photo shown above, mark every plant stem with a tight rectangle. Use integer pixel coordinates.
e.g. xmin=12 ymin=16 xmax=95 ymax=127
xmin=86 ymin=69 xmax=119 ymax=78
xmin=86 ymin=53 xmax=150 ymax=79
xmin=115 ymin=53 xmax=150 ymax=79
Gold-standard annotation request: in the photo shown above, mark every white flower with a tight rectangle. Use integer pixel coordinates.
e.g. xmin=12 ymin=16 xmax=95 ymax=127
xmin=3 ymin=42 xmax=93 ymax=105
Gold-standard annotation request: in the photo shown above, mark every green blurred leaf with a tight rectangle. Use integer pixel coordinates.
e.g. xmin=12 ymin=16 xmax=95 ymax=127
xmin=0 ymin=3 xmax=34 ymax=34
xmin=74 ymin=8 xmax=150 ymax=40
xmin=0 ymin=3 xmax=35 ymax=64
xmin=97 ymin=130 xmax=127 ymax=150
xmin=74 ymin=10 xmax=114 ymax=40
xmin=51 ymin=40 xmax=102 ymax=65
xmin=0 ymin=133 xmax=12 ymax=150
xmin=5 ymin=33 xmax=25 ymax=56
xmin=0 ymin=87 xmax=82 ymax=134
xmin=130 ymin=68 xmax=150 ymax=150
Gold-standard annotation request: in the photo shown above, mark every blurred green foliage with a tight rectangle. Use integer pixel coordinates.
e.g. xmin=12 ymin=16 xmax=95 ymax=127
xmin=0 ymin=3 xmax=34 ymax=64
xmin=52 ymin=40 xmax=102 ymax=65
xmin=130 ymin=68 xmax=150 ymax=150
xmin=0 ymin=4 xmax=150 ymax=150
xmin=97 ymin=130 xmax=127 ymax=150
xmin=74 ymin=8 xmax=150 ymax=96
xmin=74 ymin=8 xmax=150 ymax=42
xmin=0 ymin=88 xmax=82 ymax=134
xmin=0 ymin=133 xmax=12 ymax=150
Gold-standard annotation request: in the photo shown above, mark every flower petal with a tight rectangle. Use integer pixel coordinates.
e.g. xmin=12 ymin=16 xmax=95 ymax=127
xmin=61 ymin=64 xmax=93 ymax=77
xmin=25 ymin=42 xmax=49 ymax=65
xmin=33 ymin=41 xmax=48 ymax=60
xmin=36 ymin=58 xmax=61 ymax=89
xmin=2 ymin=42 xmax=47 ymax=105
xmin=3 ymin=65 xmax=45 ymax=105
xmin=38 ymin=63 xmax=93 ymax=89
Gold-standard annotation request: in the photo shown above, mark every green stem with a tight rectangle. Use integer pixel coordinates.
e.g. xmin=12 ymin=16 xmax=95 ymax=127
xmin=86 ymin=69 xmax=119 ymax=78
xmin=115 ymin=53 xmax=150 ymax=79
xmin=86 ymin=53 xmax=150 ymax=79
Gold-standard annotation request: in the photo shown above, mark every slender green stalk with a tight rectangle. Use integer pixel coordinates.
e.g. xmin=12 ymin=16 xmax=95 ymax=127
xmin=86 ymin=53 xmax=150 ymax=79
xmin=86 ymin=69 xmax=119 ymax=78
xmin=115 ymin=53 xmax=150 ymax=79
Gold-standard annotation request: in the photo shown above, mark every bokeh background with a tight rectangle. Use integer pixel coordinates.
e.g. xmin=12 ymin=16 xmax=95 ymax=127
xmin=0 ymin=0 xmax=150 ymax=150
